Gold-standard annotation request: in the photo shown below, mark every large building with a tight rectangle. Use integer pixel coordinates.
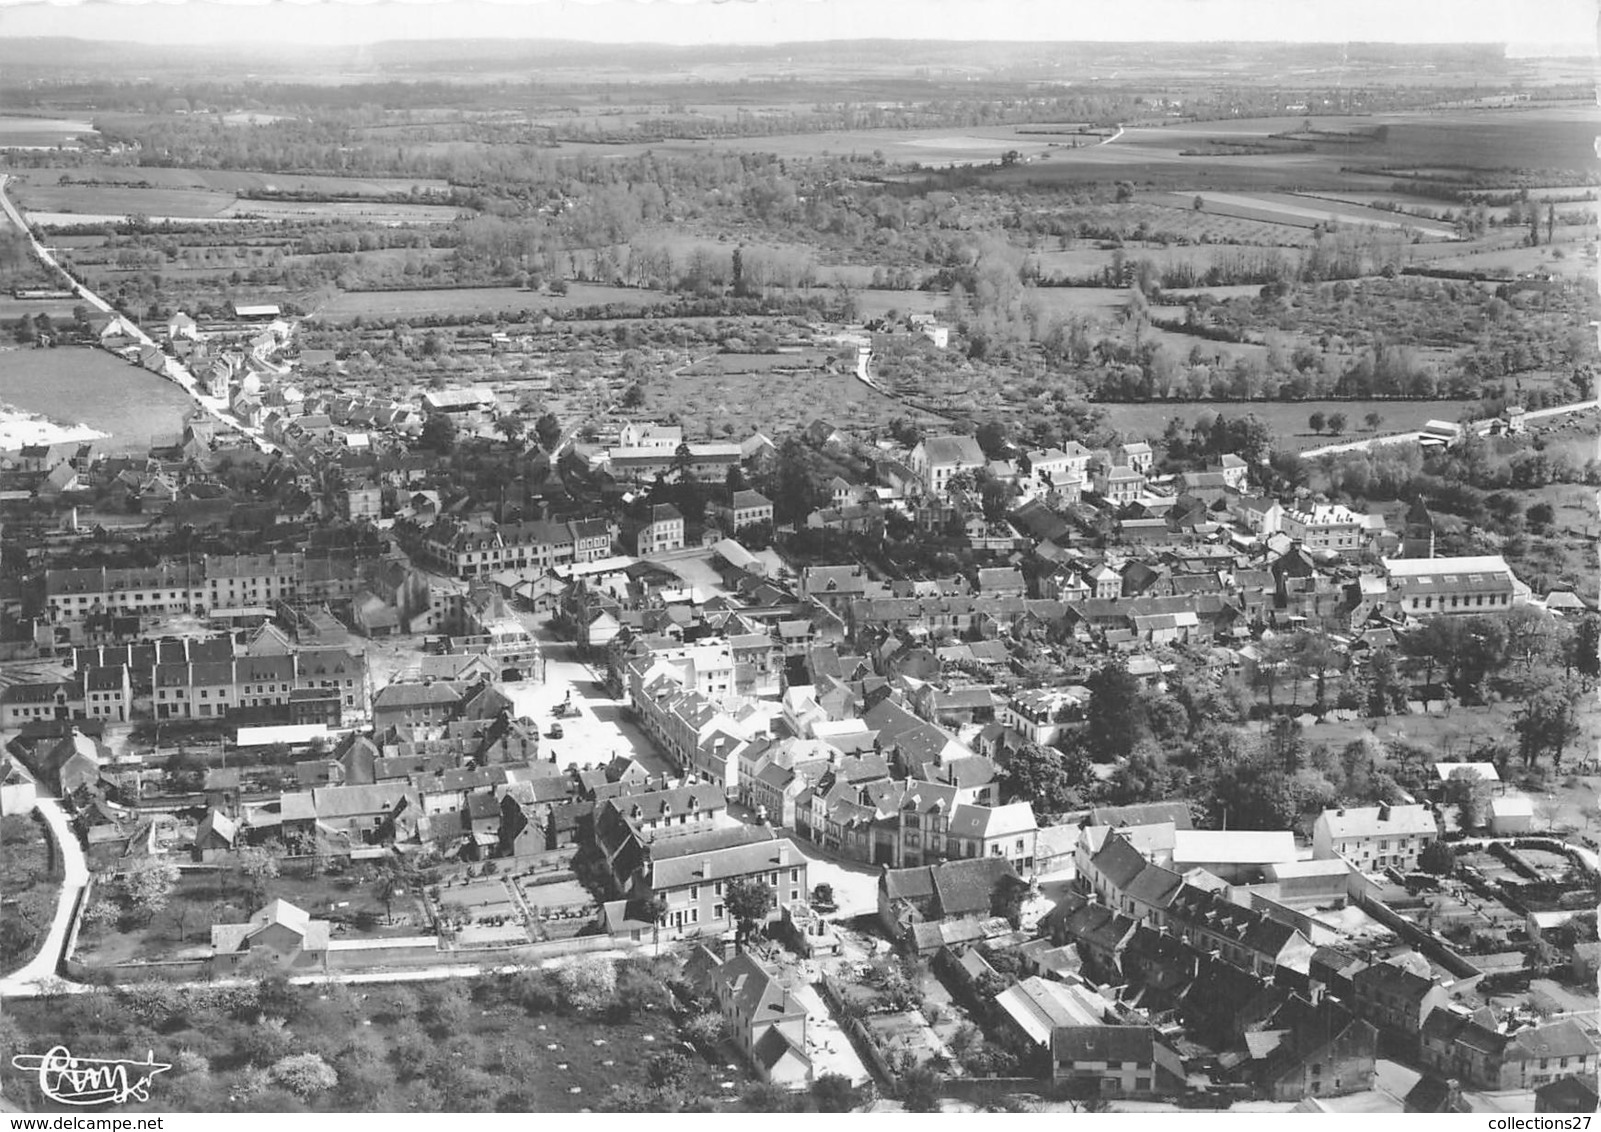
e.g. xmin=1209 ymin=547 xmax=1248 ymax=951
xmin=1380 ymin=556 xmax=1521 ymax=618
xmin=910 ymin=435 xmax=985 ymax=497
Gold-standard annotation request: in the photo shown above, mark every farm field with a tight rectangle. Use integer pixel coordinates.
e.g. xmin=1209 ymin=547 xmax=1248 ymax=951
xmin=0 ymin=114 xmax=96 ymax=148
xmin=14 ymin=192 xmax=462 ymax=227
xmin=10 ymin=165 xmax=453 ymax=197
xmin=0 ymin=296 xmax=82 ymax=321
xmin=1097 ymin=398 xmax=1473 ymax=451
xmin=983 ymin=105 xmax=1601 ymax=190
xmin=1160 ymin=191 xmax=1461 ymax=237
xmin=310 ymin=283 xmax=669 ymax=321
xmin=562 ymin=123 xmax=1072 ymax=166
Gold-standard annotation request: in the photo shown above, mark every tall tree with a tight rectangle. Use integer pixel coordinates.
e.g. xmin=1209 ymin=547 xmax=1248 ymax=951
xmin=725 ymin=878 xmax=773 ymax=945
xmin=534 ymin=413 xmax=562 ymax=452
xmin=1084 ymin=659 xmax=1147 ymax=762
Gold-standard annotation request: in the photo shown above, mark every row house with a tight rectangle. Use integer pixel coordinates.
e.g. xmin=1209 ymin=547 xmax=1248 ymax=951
xmin=44 ymin=564 xmax=205 ymax=626
xmin=1421 ymin=1014 xmax=1598 ymax=1092
xmin=1163 ymin=883 xmax=1315 ymax=978
xmin=411 ymin=517 xmax=584 ymax=579
xmin=0 ymin=680 xmax=86 ymax=729
xmin=204 ymin=552 xmax=305 ymax=617
xmin=1351 ymin=960 xmax=1451 ymax=1044
xmin=607 ymin=443 xmax=743 ymax=485
xmin=150 ymin=647 xmax=365 ymax=722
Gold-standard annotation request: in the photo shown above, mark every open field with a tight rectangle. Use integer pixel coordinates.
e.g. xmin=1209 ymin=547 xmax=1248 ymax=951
xmin=1161 ymin=191 xmax=1461 ymax=238
xmin=310 ymin=282 xmax=669 ymax=321
xmin=0 ymin=295 xmax=82 ymax=321
xmin=16 ymin=194 xmax=461 ymax=227
xmin=1098 ymin=398 xmax=1472 ymax=450
xmin=0 ymin=115 xmax=96 ymax=148
xmin=983 ymin=105 xmax=1601 ymax=190
xmin=5 ymin=165 xmax=453 ymax=196
xmin=555 ymin=123 xmax=1069 ymax=166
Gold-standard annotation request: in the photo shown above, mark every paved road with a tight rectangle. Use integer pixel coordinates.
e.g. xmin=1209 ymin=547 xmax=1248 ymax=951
xmin=0 ymin=174 xmax=277 ymax=455
xmin=0 ymin=764 xmax=91 ymax=999
xmin=1300 ymin=399 xmax=1599 ymax=460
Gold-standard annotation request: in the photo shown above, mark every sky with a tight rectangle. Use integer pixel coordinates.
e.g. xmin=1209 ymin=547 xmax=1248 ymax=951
xmin=0 ymin=0 xmax=1594 ymax=48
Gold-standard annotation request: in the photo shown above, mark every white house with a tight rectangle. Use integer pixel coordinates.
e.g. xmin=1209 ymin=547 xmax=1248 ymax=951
xmin=910 ymin=435 xmax=986 ymax=497
xmin=1312 ymin=803 xmax=1439 ymax=873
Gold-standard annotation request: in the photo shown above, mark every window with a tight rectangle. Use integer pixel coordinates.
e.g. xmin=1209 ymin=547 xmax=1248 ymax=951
xmin=713 ymin=904 xmax=723 ymax=920
xmin=689 ymin=885 xmax=699 ymax=900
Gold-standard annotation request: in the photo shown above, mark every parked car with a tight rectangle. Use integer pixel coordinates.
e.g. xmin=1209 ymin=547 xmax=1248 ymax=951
xmin=548 ymin=723 xmax=564 ymax=739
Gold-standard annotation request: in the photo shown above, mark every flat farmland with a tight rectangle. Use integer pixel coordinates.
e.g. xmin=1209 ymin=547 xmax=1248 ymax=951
xmin=16 ymin=164 xmax=453 ymax=196
xmin=0 ymin=115 xmax=96 ymax=148
xmin=1098 ymin=398 xmax=1471 ymax=450
xmin=1373 ymin=107 xmax=1601 ymax=173
xmin=311 ymin=282 xmax=668 ymax=321
xmin=220 ymin=198 xmax=461 ymax=223
xmin=15 ymin=187 xmax=461 ymax=227
xmin=15 ymin=183 xmax=237 ymax=218
xmin=0 ymin=296 xmax=81 ymax=321
xmin=566 ymin=124 xmax=1063 ymax=166
xmin=1406 ymin=238 xmax=1593 ymax=281
xmin=1154 ymin=191 xmax=1461 ymax=238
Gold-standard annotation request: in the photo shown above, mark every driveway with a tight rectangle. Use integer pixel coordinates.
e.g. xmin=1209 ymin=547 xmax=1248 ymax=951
xmin=792 ymin=982 xmax=872 ymax=1085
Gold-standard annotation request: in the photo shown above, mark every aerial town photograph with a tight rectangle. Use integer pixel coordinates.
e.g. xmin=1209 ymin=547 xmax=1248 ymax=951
xmin=0 ymin=0 xmax=1597 ymax=1117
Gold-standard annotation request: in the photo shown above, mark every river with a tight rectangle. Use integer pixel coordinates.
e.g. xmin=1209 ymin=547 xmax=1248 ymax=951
xmin=1 ymin=345 xmax=197 ymax=453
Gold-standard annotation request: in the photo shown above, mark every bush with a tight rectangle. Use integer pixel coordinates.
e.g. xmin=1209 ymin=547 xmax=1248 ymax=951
xmin=645 ymin=1050 xmax=693 ymax=1091
xmin=681 ymin=1011 xmax=728 ymax=1049
xmin=269 ymin=1052 xmax=339 ymax=1098
xmin=555 ymin=955 xmax=617 ymax=1013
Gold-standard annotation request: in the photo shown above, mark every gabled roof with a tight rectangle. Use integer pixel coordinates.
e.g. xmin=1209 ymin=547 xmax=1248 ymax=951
xmin=1091 ymin=801 xmax=1195 ymax=830
xmin=1316 ymin=804 xmax=1438 ymax=841
xmin=1090 ymin=833 xmax=1152 ymax=891
xmin=1052 ymin=1025 xmax=1158 ymax=1065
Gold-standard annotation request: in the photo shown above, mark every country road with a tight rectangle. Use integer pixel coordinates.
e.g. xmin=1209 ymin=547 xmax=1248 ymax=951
xmin=0 ymin=174 xmax=278 ymax=455
xmin=1299 ymin=399 xmax=1599 ymax=460
xmin=0 ymin=762 xmax=90 ymax=999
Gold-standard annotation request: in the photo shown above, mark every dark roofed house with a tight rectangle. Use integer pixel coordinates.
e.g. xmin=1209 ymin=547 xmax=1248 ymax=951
xmin=1051 ymin=1025 xmax=1185 ymax=1096
xmin=1090 ymin=801 xmax=1195 ymax=830
xmin=1536 ymin=1074 xmax=1600 ymax=1113
xmin=878 ymin=855 xmax=1018 ymax=943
